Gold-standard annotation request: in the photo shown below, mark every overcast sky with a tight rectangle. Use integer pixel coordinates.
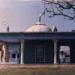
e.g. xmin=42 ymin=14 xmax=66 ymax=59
xmin=0 ymin=0 xmax=74 ymax=32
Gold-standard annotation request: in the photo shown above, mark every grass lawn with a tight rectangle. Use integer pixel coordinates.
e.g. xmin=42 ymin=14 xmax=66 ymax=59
xmin=0 ymin=67 xmax=75 ymax=75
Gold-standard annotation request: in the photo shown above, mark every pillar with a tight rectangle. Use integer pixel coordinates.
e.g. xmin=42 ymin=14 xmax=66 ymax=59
xmin=54 ymin=40 xmax=57 ymax=64
xmin=2 ymin=44 xmax=6 ymax=63
xmin=2 ymin=44 xmax=9 ymax=64
xmin=20 ymin=40 xmax=24 ymax=64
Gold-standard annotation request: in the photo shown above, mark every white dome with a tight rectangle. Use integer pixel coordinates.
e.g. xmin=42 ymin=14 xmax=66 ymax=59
xmin=25 ymin=22 xmax=52 ymax=32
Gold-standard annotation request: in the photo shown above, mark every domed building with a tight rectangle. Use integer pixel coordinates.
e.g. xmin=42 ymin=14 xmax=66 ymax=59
xmin=0 ymin=21 xmax=75 ymax=64
xmin=25 ymin=22 xmax=52 ymax=32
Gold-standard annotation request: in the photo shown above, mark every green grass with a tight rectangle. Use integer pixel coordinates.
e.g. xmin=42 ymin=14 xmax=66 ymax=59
xmin=0 ymin=67 xmax=75 ymax=75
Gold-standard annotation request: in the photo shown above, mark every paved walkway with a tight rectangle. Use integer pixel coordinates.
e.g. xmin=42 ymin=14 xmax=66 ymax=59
xmin=0 ymin=64 xmax=75 ymax=69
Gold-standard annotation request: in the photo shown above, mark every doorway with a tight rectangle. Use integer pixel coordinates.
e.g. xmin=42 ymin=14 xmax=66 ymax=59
xmin=35 ymin=46 xmax=45 ymax=64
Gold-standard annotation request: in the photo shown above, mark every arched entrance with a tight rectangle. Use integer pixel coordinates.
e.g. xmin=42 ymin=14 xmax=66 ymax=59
xmin=8 ymin=43 xmax=20 ymax=64
xmin=59 ymin=46 xmax=70 ymax=63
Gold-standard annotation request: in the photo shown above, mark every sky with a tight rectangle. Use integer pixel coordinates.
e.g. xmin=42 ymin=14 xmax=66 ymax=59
xmin=0 ymin=0 xmax=75 ymax=32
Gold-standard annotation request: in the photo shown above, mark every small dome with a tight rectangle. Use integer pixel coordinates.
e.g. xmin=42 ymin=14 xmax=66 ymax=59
xmin=25 ymin=22 xmax=52 ymax=32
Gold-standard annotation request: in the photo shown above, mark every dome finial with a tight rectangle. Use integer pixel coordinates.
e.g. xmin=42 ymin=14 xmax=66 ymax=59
xmin=38 ymin=10 xmax=45 ymax=23
xmin=39 ymin=14 xmax=41 ymax=22
xmin=7 ymin=26 xmax=10 ymax=32
xmin=53 ymin=26 xmax=58 ymax=32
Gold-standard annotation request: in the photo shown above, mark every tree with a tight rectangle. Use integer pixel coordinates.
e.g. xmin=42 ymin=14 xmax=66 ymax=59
xmin=42 ymin=0 xmax=75 ymax=20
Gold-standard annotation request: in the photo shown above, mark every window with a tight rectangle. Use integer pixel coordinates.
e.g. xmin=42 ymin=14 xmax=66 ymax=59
xmin=17 ymin=53 xmax=19 ymax=58
xmin=12 ymin=54 xmax=16 ymax=58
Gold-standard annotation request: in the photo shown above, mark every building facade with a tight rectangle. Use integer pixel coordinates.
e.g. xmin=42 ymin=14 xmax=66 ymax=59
xmin=0 ymin=22 xmax=75 ymax=64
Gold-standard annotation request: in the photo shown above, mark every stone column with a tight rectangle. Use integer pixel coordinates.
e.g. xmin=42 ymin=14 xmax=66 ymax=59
xmin=20 ymin=40 xmax=24 ymax=64
xmin=54 ymin=40 xmax=57 ymax=64
xmin=2 ymin=44 xmax=9 ymax=64
xmin=2 ymin=44 xmax=6 ymax=63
